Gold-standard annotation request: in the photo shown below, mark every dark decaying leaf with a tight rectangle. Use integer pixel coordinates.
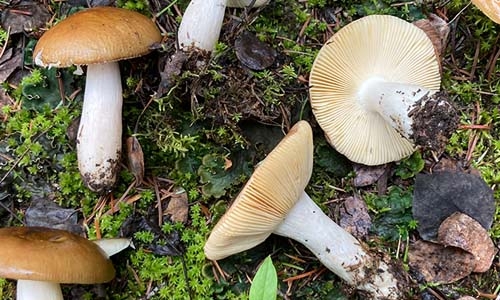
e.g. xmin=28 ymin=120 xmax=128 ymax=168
xmin=352 ymin=163 xmax=387 ymax=187
xmin=0 ymin=48 xmax=23 ymax=83
xmin=235 ymin=31 xmax=276 ymax=70
xmin=1 ymin=0 xmax=51 ymax=34
xmin=437 ymin=212 xmax=498 ymax=273
xmin=339 ymin=195 xmax=372 ymax=239
xmin=164 ymin=187 xmax=189 ymax=223
xmin=120 ymin=213 xmax=184 ymax=256
xmin=408 ymin=240 xmax=475 ymax=284
xmin=25 ymin=196 xmax=81 ymax=234
xmin=126 ymin=136 xmax=145 ymax=184
xmin=412 ymin=171 xmax=495 ymax=241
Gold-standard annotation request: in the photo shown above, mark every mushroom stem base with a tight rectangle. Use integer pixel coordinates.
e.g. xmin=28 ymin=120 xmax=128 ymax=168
xmin=274 ymin=191 xmax=403 ymax=299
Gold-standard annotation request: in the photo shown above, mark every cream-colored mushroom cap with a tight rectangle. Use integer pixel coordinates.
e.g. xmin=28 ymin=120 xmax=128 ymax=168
xmin=0 ymin=227 xmax=115 ymax=283
xmin=309 ymin=14 xmax=441 ymax=165
xmin=472 ymin=0 xmax=500 ymax=24
xmin=204 ymin=120 xmax=313 ymax=260
xmin=33 ymin=7 xmax=162 ymax=68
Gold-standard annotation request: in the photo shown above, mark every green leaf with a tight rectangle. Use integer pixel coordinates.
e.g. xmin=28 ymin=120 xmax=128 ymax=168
xmin=249 ymin=256 xmax=277 ymax=300
xmin=197 ymin=151 xmax=250 ymax=198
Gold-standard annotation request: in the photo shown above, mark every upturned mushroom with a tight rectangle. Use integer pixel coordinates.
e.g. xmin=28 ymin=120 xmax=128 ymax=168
xmin=472 ymin=0 xmax=500 ymax=23
xmin=309 ymin=14 xmax=457 ymax=166
xmin=33 ymin=7 xmax=162 ymax=192
xmin=177 ymin=0 xmax=269 ymax=51
xmin=0 ymin=226 xmax=131 ymax=300
xmin=204 ymin=121 xmax=403 ymax=299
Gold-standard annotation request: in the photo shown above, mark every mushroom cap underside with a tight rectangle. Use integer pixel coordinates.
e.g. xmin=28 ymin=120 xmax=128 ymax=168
xmin=204 ymin=120 xmax=314 ymax=260
xmin=309 ymin=14 xmax=441 ymax=165
xmin=33 ymin=6 xmax=162 ymax=67
xmin=472 ymin=0 xmax=500 ymax=24
xmin=0 ymin=227 xmax=115 ymax=283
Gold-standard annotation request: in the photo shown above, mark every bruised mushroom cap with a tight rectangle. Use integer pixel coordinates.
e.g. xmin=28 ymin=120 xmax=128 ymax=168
xmin=472 ymin=0 xmax=500 ymax=24
xmin=33 ymin=7 xmax=161 ymax=68
xmin=204 ymin=120 xmax=313 ymax=260
xmin=309 ymin=14 xmax=441 ymax=165
xmin=0 ymin=227 xmax=115 ymax=284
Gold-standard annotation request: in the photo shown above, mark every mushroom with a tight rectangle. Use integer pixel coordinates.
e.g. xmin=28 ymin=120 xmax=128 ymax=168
xmin=177 ymin=0 xmax=269 ymax=51
xmin=309 ymin=14 xmax=457 ymax=166
xmin=33 ymin=7 xmax=162 ymax=193
xmin=204 ymin=121 xmax=403 ymax=299
xmin=471 ymin=0 xmax=500 ymax=24
xmin=0 ymin=226 xmax=131 ymax=300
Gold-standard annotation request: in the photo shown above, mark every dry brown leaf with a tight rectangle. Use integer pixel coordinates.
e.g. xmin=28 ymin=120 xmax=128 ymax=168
xmin=164 ymin=188 xmax=189 ymax=223
xmin=408 ymin=240 xmax=475 ymax=284
xmin=438 ymin=212 xmax=498 ymax=273
xmin=352 ymin=163 xmax=387 ymax=187
xmin=126 ymin=136 xmax=145 ymax=184
xmin=339 ymin=195 xmax=372 ymax=239
xmin=413 ymin=14 xmax=449 ymax=57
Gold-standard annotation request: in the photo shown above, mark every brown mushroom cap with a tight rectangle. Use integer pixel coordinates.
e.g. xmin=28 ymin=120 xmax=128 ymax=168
xmin=204 ymin=120 xmax=313 ymax=260
xmin=33 ymin=7 xmax=162 ymax=67
xmin=0 ymin=227 xmax=115 ymax=284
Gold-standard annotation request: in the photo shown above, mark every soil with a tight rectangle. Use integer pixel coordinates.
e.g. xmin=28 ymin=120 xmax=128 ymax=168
xmin=410 ymin=91 xmax=459 ymax=153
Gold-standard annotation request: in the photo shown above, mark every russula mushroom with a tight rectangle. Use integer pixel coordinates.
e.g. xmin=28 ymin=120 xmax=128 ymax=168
xmin=472 ymin=0 xmax=500 ymax=24
xmin=33 ymin=7 xmax=162 ymax=192
xmin=177 ymin=0 xmax=269 ymax=51
xmin=204 ymin=121 xmax=403 ymax=299
xmin=309 ymin=14 xmax=457 ymax=166
xmin=0 ymin=226 xmax=131 ymax=300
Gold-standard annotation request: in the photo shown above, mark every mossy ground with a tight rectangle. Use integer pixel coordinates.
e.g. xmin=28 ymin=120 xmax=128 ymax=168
xmin=0 ymin=0 xmax=500 ymax=299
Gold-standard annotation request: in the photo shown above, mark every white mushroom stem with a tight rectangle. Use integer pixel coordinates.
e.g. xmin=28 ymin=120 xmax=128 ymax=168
xmin=17 ymin=280 xmax=62 ymax=300
xmin=274 ymin=191 xmax=401 ymax=299
xmin=77 ymin=62 xmax=123 ymax=193
xmin=357 ymin=77 xmax=433 ymax=139
xmin=177 ymin=0 xmax=269 ymax=52
xmin=177 ymin=0 xmax=226 ymax=51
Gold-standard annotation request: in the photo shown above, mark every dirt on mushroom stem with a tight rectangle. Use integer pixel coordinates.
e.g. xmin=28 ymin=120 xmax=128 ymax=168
xmin=409 ymin=91 xmax=459 ymax=153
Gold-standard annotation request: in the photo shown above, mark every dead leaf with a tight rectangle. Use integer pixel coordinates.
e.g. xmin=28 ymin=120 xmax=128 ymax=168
xmin=413 ymin=13 xmax=449 ymax=57
xmin=164 ymin=187 xmax=189 ymax=223
xmin=339 ymin=195 xmax=372 ymax=239
xmin=438 ymin=212 xmax=498 ymax=273
xmin=126 ymin=136 xmax=144 ymax=184
xmin=409 ymin=240 xmax=475 ymax=284
xmin=352 ymin=163 xmax=387 ymax=187
xmin=235 ymin=30 xmax=276 ymax=70
xmin=412 ymin=171 xmax=495 ymax=241
xmin=25 ymin=196 xmax=81 ymax=234
xmin=0 ymin=48 xmax=23 ymax=83
xmin=1 ymin=1 xmax=51 ymax=34
xmin=223 ymin=157 xmax=232 ymax=170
